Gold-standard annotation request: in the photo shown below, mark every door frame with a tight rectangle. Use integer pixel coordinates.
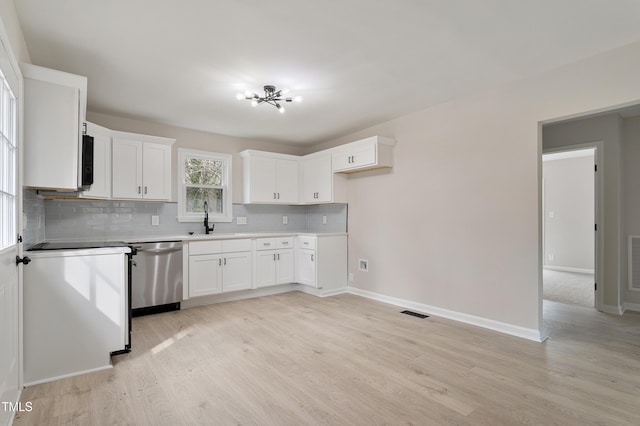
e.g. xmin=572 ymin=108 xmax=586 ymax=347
xmin=542 ymin=141 xmax=604 ymax=312
xmin=0 ymin=13 xmax=24 ymax=424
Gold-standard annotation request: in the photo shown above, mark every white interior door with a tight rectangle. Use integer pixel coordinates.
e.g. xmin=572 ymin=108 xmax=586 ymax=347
xmin=0 ymin=33 xmax=22 ymax=424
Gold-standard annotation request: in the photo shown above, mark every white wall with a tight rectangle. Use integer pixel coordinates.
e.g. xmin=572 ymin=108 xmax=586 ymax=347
xmin=311 ymin=41 xmax=640 ymax=336
xmin=543 ymin=114 xmax=622 ymax=307
xmin=622 ymin=116 xmax=640 ymax=306
xmin=0 ymin=0 xmax=30 ymax=64
xmin=543 ymin=154 xmax=594 ymax=272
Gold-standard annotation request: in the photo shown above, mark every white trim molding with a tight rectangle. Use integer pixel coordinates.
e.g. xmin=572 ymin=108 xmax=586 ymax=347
xmin=347 ymin=287 xmax=546 ymax=342
xmin=623 ymin=302 xmax=640 ymax=313
xmin=544 ymin=265 xmax=594 ymax=274
xmin=600 ymin=304 xmax=624 ymax=315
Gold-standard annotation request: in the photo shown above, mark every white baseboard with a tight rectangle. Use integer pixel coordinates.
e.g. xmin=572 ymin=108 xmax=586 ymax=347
xmin=24 ymin=365 xmax=113 ymax=387
xmin=181 ymin=284 xmax=300 ymax=309
xmin=623 ymin=302 xmax=640 ymax=312
xmin=544 ymin=265 xmax=594 ymax=274
xmin=297 ymin=285 xmax=348 ymax=298
xmin=599 ymin=304 xmax=624 ymax=315
xmin=346 ymin=287 xmax=544 ymax=342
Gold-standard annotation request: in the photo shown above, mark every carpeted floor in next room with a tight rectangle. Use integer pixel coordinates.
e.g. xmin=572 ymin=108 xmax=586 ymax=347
xmin=543 ymin=268 xmax=594 ymax=307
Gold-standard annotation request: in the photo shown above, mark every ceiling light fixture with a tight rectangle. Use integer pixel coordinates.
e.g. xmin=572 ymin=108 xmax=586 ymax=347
xmin=236 ymin=85 xmax=302 ymax=113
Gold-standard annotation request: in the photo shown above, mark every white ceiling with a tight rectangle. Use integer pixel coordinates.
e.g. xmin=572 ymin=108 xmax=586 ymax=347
xmin=14 ymin=0 xmax=640 ymax=146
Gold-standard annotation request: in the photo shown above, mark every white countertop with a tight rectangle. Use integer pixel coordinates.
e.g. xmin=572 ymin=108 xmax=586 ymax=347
xmin=40 ymin=232 xmax=348 ymax=245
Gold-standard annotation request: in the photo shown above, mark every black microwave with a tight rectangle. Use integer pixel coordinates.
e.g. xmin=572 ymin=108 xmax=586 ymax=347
xmin=80 ymin=134 xmax=94 ymax=190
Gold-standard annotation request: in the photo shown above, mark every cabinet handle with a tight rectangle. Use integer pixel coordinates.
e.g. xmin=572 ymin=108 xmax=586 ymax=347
xmin=277 ymin=253 xmax=280 ymax=260
xmin=144 ymin=186 xmax=148 ymax=194
xmin=303 ymin=242 xmax=309 ymax=245
xmin=311 ymin=254 xmax=314 ymax=261
xmin=273 ymin=192 xmax=277 ymax=199
xmin=218 ymin=258 xmax=221 ymax=266
xmin=138 ymin=186 xmax=141 ymax=194
xmin=282 ymin=241 xmax=288 ymax=245
xmin=277 ymin=193 xmax=280 ymax=199
xmin=224 ymin=258 xmax=227 ymax=265
xmin=273 ymin=254 xmax=276 ymax=261
xmin=264 ymin=242 xmax=271 ymax=246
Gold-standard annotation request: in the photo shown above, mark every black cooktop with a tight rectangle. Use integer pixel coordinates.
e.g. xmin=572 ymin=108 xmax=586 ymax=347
xmin=28 ymin=241 xmax=129 ymax=251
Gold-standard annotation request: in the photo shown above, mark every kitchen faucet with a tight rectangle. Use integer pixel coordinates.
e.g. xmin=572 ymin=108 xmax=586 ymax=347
xmin=203 ymin=201 xmax=214 ymax=234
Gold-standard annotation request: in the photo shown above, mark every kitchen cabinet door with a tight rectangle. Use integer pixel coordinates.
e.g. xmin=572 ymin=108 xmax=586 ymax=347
xmin=189 ymin=254 xmax=223 ymax=297
xmin=275 ymin=159 xmax=299 ymax=203
xmin=301 ymin=154 xmax=333 ymax=203
xmin=223 ymin=252 xmax=252 ymax=292
xmin=23 ymin=77 xmax=81 ymax=190
xmin=332 ymin=136 xmax=395 ymax=173
xmin=296 ymin=248 xmax=316 ymax=287
xmin=247 ymin=156 xmax=278 ymax=202
xmin=276 ymin=249 xmax=295 ymax=284
xmin=241 ymin=150 xmax=300 ymax=204
xmin=255 ymin=250 xmax=277 ymax=288
xmin=142 ymin=142 xmax=171 ymax=200
xmin=81 ymin=122 xmax=111 ymax=199
xmin=112 ymin=138 xmax=143 ymax=199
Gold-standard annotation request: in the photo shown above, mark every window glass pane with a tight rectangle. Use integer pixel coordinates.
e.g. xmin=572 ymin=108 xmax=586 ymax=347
xmin=184 ymin=158 xmax=223 ymax=185
xmin=186 ymin=187 xmax=223 ymax=214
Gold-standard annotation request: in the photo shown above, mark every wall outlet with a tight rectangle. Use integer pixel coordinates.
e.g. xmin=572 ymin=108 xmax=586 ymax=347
xmin=358 ymin=259 xmax=369 ymax=272
xmin=548 ymin=211 xmax=555 ymax=218
xmin=236 ymin=216 xmax=247 ymax=225
xmin=548 ymin=253 xmax=555 ymax=261
xmin=348 ymin=273 xmax=354 ymax=282
xmin=322 ymin=215 xmax=327 ymax=225
xmin=151 ymin=215 xmax=160 ymax=226
xmin=282 ymin=215 xmax=288 ymax=225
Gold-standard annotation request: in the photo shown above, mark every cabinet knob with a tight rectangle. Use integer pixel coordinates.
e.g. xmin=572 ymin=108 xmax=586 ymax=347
xmin=273 ymin=193 xmax=277 ymax=199
xmin=138 ymin=186 xmax=141 ymax=194
xmin=144 ymin=186 xmax=148 ymax=194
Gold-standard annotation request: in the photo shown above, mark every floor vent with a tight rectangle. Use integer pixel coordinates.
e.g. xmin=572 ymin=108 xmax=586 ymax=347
xmin=400 ymin=310 xmax=429 ymax=319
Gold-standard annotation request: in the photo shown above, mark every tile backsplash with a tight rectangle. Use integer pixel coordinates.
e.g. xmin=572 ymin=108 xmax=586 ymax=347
xmin=28 ymin=198 xmax=346 ymax=243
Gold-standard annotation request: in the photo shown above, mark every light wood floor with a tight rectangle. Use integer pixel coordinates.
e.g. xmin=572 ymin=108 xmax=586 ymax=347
xmin=14 ymin=292 xmax=640 ymax=425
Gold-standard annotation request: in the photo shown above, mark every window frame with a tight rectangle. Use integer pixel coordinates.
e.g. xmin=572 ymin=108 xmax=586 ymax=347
xmin=177 ymin=148 xmax=233 ymax=223
xmin=0 ymin=67 xmax=17 ymax=251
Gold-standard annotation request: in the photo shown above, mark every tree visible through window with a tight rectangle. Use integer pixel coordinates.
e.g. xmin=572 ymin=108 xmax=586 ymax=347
xmin=178 ymin=149 xmax=232 ymax=222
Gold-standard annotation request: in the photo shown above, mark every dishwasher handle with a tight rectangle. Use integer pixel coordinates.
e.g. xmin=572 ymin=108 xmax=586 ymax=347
xmin=138 ymin=247 xmax=183 ymax=254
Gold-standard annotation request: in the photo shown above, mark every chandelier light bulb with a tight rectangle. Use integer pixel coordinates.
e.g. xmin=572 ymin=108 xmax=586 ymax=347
xmin=277 ymin=104 xmax=285 ymax=113
xmin=294 ymin=96 xmax=303 ymax=103
xmin=251 ymin=99 xmax=258 ymax=107
xmin=236 ymin=93 xmax=245 ymax=100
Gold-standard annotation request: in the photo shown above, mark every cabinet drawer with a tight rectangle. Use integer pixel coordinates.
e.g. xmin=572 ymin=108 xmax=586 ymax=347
xmin=277 ymin=237 xmax=294 ymax=249
xmin=256 ymin=238 xmax=278 ymax=251
xmin=222 ymin=238 xmax=252 ymax=253
xmin=297 ymin=235 xmax=317 ymax=250
xmin=189 ymin=240 xmax=223 ymax=255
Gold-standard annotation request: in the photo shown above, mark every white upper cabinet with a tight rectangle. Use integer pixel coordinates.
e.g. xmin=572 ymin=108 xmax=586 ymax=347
xmin=22 ymin=64 xmax=87 ymax=190
xmin=300 ymin=153 xmax=347 ymax=204
xmin=241 ymin=150 xmax=299 ymax=204
xmin=80 ymin=122 xmax=112 ymax=199
xmin=111 ymin=131 xmax=174 ymax=200
xmin=332 ymin=136 xmax=395 ymax=173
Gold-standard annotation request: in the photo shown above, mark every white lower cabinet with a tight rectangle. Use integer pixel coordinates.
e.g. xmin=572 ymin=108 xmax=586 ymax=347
xmin=188 ymin=239 xmax=252 ymax=297
xmin=255 ymin=237 xmax=295 ymax=288
xmin=296 ymin=248 xmax=316 ymax=287
xmin=188 ymin=254 xmax=223 ymax=297
xmin=186 ymin=234 xmax=346 ymax=298
xmin=222 ymin=252 xmax=253 ymax=292
xmin=295 ymin=235 xmax=347 ymax=291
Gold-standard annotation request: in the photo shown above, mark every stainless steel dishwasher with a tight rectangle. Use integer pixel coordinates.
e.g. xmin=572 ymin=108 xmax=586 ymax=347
xmin=131 ymin=241 xmax=183 ymax=316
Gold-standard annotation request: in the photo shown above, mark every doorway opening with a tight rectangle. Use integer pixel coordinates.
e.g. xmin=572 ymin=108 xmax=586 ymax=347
xmin=542 ymin=147 xmax=596 ymax=308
